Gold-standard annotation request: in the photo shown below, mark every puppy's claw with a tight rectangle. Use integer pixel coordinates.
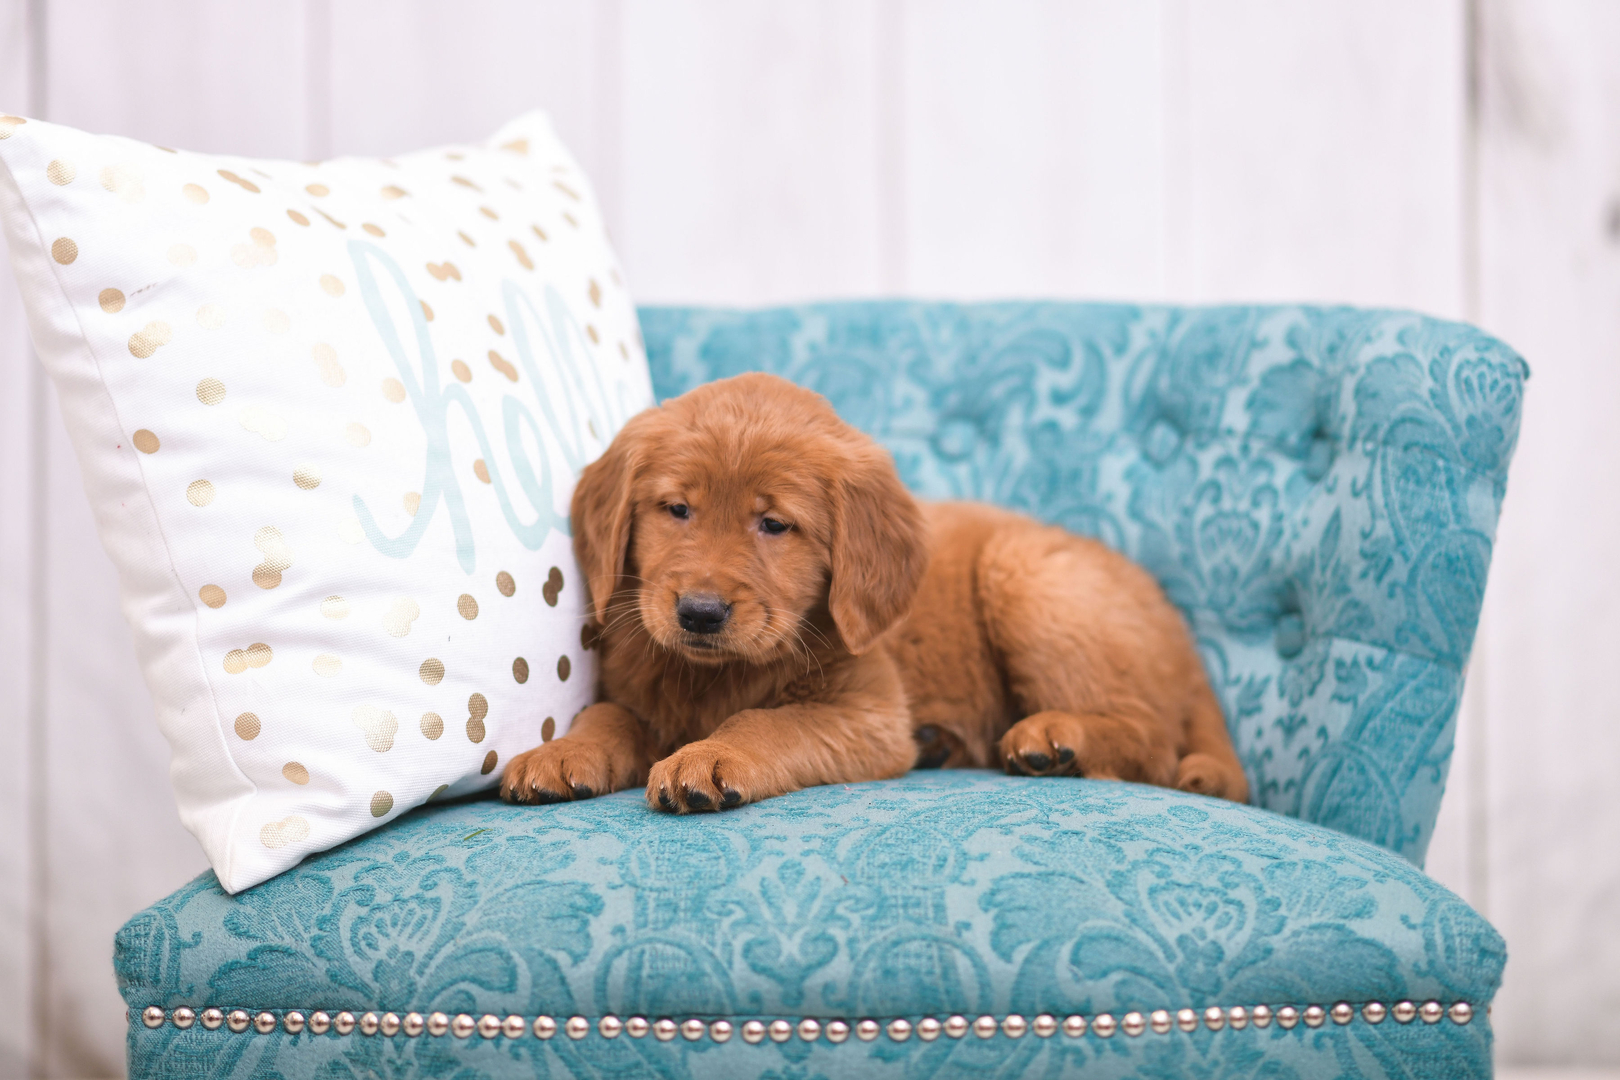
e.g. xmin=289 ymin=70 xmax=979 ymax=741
xmin=657 ymin=787 xmax=674 ymax=810
xmin=532 ymin=787 xmax=566 ymax=805
xmin=570 ymin=783 xmax=595 ymax=800
xmin=683 ymin=787 xmax=712 ymax=810
xmin=1022 ymin=751 xmax=1052 ymax=772
xmin=1055 ymin=745 xmax=1075 ymax=764
xmin=720 ymin=787 xmax=742 ymax=808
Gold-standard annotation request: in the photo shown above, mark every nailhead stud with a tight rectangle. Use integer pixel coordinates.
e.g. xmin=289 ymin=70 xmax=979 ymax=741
xmin=1228 ymin=1006 xmax=1248 ymax=1030
xmin=710 ymin=1020 xmax=733 ymax=1043
xmin=945 ymin=1015 xmax=970 ymax=1039
xmin=254 ymin=1011 xmax=277 ymax=1035
xmin=360 ymin=1012 xmax=381 ymax=1036
xmin=1061 ymin=1014 xmax=1087 ymax=1038
xmin=1420 ymin=1001 xmax=1444 ymax=1024
xmin=888 ymin=1018 xmax=912 ymax=1041
xmin=1303 ymin=1005 xmax=1326 ymax=1028
xmin=450 ymin=1014 xmax=474 ymax=1038
xmin=654 ymin=1018 xmax=677 ymax=1041
xmin=681 ymin=1019 xmax=704 ymax=1041
xmin=428 ymin=1013 xmax=449 ymax=1037
xmin=309 ymin=1011 xmax=331 ymax=1035
xmin=334 ymin=1012 xmax=357 ymax=1036
xmin=1393 ymin=1001 xmax=1417 ymax=1024
xmin=403 ymin=1013 xmax=424 ymax=1037
xmin=1276 ymin=1006 xmax=1299 ymax=1030
xmin=798 ymin=1018 xmax=820 ymax=1042
xmin=742 ymin=1020 xmax=766 ymax=1044
xmin=1033 ymin=1014 xmax=1058 ymax=1038
xmin=826 ymin=1020 xmax=850 ymax=1043
xmin=1204 ymin=1006 xmax=1225 ymax=1032
xmin=380 ymin=1013 xmax=401 ymax=1037
xmin=284 ymin=1011 xmax=306 ymax=1035
xmin=626 ymin=1017 xmax=649 ymax=1038
xmin=918 ymin=1017 xmax=942 ymax=1041
xmin=1251 ymin=1004 xmax=1273 ymax=1028
xmin=566 ymin=1016 xmax=590 ymax=1040
xmin=1449 ymin=1002 xmax=1474 ymax=1025
xmin=1092 ymin=1014 xmax=1116 ymax=1038
xmin=142 ymin=1007 xmax=165 ymax=1030
xmin=476 ymin=1014 xmax=500 ymax=1039
xmin=201 ymin=1008 xmax=225 ymax=1031
xmin=529 ymin=1015 xmax=554 ymax=1039
xmin=502 ymin=1015 xmax=526 ymax=1039
xmin=856 ymin=1019 xmax=880 ymax=1041
xmin=973 ymin=1014 xmax=998 ymax=1039
xmin=1363 ymin=1002 xmax=1387 ymax=1024
xmin=598 ymin=1016 xmax=622 ymax=1039
xmin=1330 ymin=1002 xmax=1353 ymax=1026
xmin=228 ymin=1010 xmax=251 ymax=1034
xmin=1150 ymin=1009 xmax=1172 ymax=1034
xmin=1121 ymin=1012 xmax=1145 ymax=1037
xmin=172 ymin=1007 xmax=195 ymax=1030
xmin=768 ymin=1019 xmax=792 ymax=1043
xmin=1176 ymin=1008 xmax=1198 ymax=1032
xmin=1002 ymin=1014 xmax=1028 ymax=1038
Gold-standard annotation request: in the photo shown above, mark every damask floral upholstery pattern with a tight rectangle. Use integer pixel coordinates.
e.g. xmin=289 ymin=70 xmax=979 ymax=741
xmin=121 ymin=303 xmax=1523 ymax=1078
xmin=644 ymin=302 xmax=1526 ymax=865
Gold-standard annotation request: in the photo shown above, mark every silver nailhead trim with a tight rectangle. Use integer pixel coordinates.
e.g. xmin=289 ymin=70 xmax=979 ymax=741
xmin=1121 ymin=1012 xmax=1145 ymax=1037
xmin=973 ymin=1014 xmax=998 ymax=1039
xmin=227 ymin=1010 xmax=251 ymax=1034
xmin=1149 ymin=1009 xmax=1172 ymax=1034
xmin=1277 ymin=1005 xmax=1299 ymax=1029
xmin=1394 ymin=1000 xmax=1417 ymax=1024
xmin=1363 ymin=1002 xmax=1387 ymax=1024
xmin=654 ymin=1018 xmax=678 ymax=1041
xmin=1228 ymin=1006 xmax=1248 ymax=1030
xmin=741 ymin=1020 xmax=766 ymax=1044
xmin=566 ymin=1016 xmax=590 ymax=1040
xmin=201 ymin=1008 xmax=224 ymax=1031
xmin=1092 ymin=1014 xmax=1117 ymax=1038
xmin=1033 ymin=1014 xmax=1057 ymax=1038
xmin=798 ymin=1018 xmax=820 ymax=1042
xmin=681 ymin=1019 xmax=705 ymax=1041
xmin=710 ymin=1020 xmax=733 ymax=1043
xmin=381 ymin=1013 xmax=401 ymax=1037
xmin=532 ymin=1016 xmax=556 ymax=1040
xmin=334 ymin=1012 xmax=356 ymax=1036
xmin=1176 ymin=1008 xmax=1197 ymax=1032
xmin=360 ymin=1012 xmax=380 ymax=1036
xmin=917 ymin=1016 xmax=942 ymax=1041
xmin=945 ymin=1015 xmax=970 ymax=1038
xmin=1331 ymin=1002 xmax=1353 ymax=1025
xmin=887 ymin=1018 xmax=912 ymax=1041
xmin=1303 ymin=1005 xmax=1326 ymax=1028
xmin=1204 ymin=1005 xmax=1224 ymax=1032
xmin=1420 ymin=1000 xmax=1444 ymax=1024
xmin=1449 ymin=1002 xmax=1473 ymax=1025
xmin=768 ymin=1019 xmax=792 ymax=1043
xmin=427 ymin=1013 xmax=448 ymax=1037
xmin=826 ymin=1020 xmax=850 ymax=1043
xmin=173 ymin=1007 xmax=196 ymax=1030
xmin=856 ymin=1019 xmax=879 ymax=1041
xmin=142 ymin=1007 xmax=164 ymax=1030
xmin=501 ymin=1015 xmax=524 ymax=1039
xmin=403 ymin=1013 xmax=424 ymax=1037
xmin=1251 ymin=1004 xmax=1273 ymax=1028
xmin=450 ymin=1014 xmax=473 ymax=1038
xmin=1062 ymin=1014 xmax=1087 ymax=1037
xmin=626 ymin=1016 xmax=649 ymax=1038
xmin=598 ymin=1016 xmax=622 ymax=1039
xmin=1002 ymin=1014 xmax=1028 ymax=1038
xmin=284 ymin=1011 xmax=305 ymax=1035
xmin=476 ymin=1014 xmax=500 ymax=1039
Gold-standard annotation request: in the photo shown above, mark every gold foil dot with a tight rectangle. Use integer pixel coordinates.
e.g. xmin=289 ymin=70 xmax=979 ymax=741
xmin=100 ymin=163 xmax=144 ymax=202
xmin=263 ymin=308 xmax=290 ymax=333
xmin=218 ymin=169 xmax=261 ymax=194
xmin=380 ymin=185 xmax=407 ymax=200
xmin=382 ymin=597 xmax=420 ymax=638
xmin=542 ymin=566 xmax=563 ymax=605
xmin=196 ymin=377 xmax=227 ymax=404
xmin=231 ymin=227 xmax=277 ymax=268
xmin=197 ymin=303 xmax=226 ymax=329
xmin=466 ymin=716 xmax=486 ymax=744
xmin=282 ymin=761 xmax=310 ymax=785
xmin=496 ymin=571 xmax=515 ymax=597
xmin=479 ymin=206 xmax=499 ymax=221
xmin=370 ymin=791 xmax=394 ymax=817
xmin=132 ymin=429 xmax=160 ymax=453
xmin=313 ymin=653 xmax=342 ymax=677
xmin=168 ymin=243 xmax=197 ymax=266
xmin=425 ymin=261 xmax=461 ymax=282
xmin=553 ymin=179 xmax=580 ymax=201
xmin=541 ymin=717 xmax=555 ymax=742
xmin=502 ymin=138 xmax=529 ymax=155
xmin=129 ymin=321 xmax=172 ymax=358
xmin=586 ymin=324 xmax=600 ymax=344
xmin=532 ymin=223 xmax=549 ymax=242
xmin=562 ymin=211 xmax=579 ymax=228
xmin=352 ymin=705 xmax=398 ymax=752
xmin=420 ymin=300 xmax=434 ymax=322
xmin=224 ymin=650 xmax=247 ymax=674
xmin=429 ymin=784 xmax=449 ymax=801
xmin=403 ymin=491 xmax=421 ymax=516
xmin=362 ymin=222 xmax=385 ymax=237
xmin=420 ymin=657 xmax=445 ymax=685
xmin=588 ymin=279 xmax=602 ymax=307
xmin=472 ymin=459 xmax=491 ymax=484
xmin=260 ymin=815 xmax=309 ymax=850
xmin=451 ymin=175 xmax=481 ymax=191
xmin=314 ymin=207 xmax=346 ymax=229
xmin=508 ymin=240 xmax=533 ymax=270
xmin=51 ymin=238 xmax=78 ymax=264
xmin=246 ymin=642 xmax=272 ymax=668
xmin=47 ymin=160 xmax=75 ymax=185
xmin=345 ymin=422 xmax=371 ymax=447
xmin=420 ymin=712 xmax=444 ymax=740
xmin=186 ymin=479 xmax=216 ymax=506
xmin=381 ymin=377 xmax=406 ymax=403
xmin=306 ymin=183 xmax=329 ymax=197
xmin=619 ymin=342 xmax=630 ymax=360
xmin=338 ymin=516 xmax=363 ymax=544
xmin=319 ymin=273 xmax=345 ymax=297
xmin=468 ymin=692 xmax=489 ymax=721
xmin=457 ymin=594 xmax=479 ymax=620
xmin=487 ymin=350 xmax=518 ymax=382
xmin=98 ymin=288 xmax=125 ymax=313
xmin=513 ymin=657 xmax=529 ymax=684
xmin=320 ymin=596 xmax=349 ymax=620
xmin=557 ymin=655 xmax=571 ymax=681
xmin=200 ymin=584 xmax=227 ymax=609
xmin=182 ymin=183 xmax=209 ymax=204
xmin=450 ymin=359 xmax=472 ymax=383
xmin=235 ymin=712 xmax=260 ymax=739
xmin=0 ymin=115 xmax=25 ymax=138
xmin=240 ymin=405 xmax=288 ymax=442
xmin=458 ymin=231 xmax=476 ymax=248
xmin=313 ymin=343 xmax=345 ymax=386
xmin=487 ymin=314 xmax=505 ymax=335
xmin=252 ymin=525 xmax=293 ymax=588
xmin=287 ymin=209 xmax=310 ymax=226
xmin=480 ymin=751 xmax=498 ymax=776
xmin=293 ymin=464 xmax=321 ymax=490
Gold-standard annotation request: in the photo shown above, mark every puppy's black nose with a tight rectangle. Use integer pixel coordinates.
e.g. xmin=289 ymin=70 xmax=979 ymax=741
xmin=677 ymin=593 xmax=731 ymax=635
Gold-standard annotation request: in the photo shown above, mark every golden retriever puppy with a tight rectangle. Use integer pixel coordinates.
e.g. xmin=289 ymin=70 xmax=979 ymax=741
xmin=500 ymin=373 xmax=1247 ymax=811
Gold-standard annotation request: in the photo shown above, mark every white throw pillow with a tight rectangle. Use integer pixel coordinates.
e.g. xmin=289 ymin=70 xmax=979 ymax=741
xmin=0 ymin=110 xmax=651 ymax=892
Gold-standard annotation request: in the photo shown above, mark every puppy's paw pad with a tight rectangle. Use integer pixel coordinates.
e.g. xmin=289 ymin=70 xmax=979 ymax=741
xmin=501 ymin=740 xmax=613 ymax=805
xmin=1000 ymin=713 xmax=1086 ymax=776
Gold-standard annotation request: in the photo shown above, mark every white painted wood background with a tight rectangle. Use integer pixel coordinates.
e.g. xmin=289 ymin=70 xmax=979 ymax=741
xmin=0 ymin=1 xmax=1616 ymax=1075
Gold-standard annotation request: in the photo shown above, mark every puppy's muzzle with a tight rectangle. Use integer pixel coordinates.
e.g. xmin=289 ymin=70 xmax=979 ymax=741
xmin=676 ymin=592 xmax=731 ymax=635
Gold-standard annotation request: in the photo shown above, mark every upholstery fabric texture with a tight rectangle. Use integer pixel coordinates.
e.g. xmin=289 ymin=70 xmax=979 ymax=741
xmin=119 ymin=302 xmax=1523 ymax=1078
xmin=0 ymin=111 xmax=653 ymax=892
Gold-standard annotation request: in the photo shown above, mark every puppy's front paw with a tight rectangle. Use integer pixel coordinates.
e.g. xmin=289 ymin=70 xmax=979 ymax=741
xmin=501 ymin=739 xmax=618 ymax=805
xmin=646 ymin=741 xmax=776 ymax=813
xmin=1000 ymin=711 xmax=1091 ymax=777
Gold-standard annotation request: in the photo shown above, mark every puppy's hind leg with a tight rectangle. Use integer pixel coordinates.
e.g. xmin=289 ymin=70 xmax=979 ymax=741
xmin=1173 ymin=681 xmax=1249 ymax=801
xmin=1000 ymin=708 xmax=1178 ymax=786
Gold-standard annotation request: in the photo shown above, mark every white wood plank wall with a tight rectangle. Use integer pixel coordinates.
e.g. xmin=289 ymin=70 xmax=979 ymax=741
xmin=0 ymin=1 xmax=1614 ymax=1074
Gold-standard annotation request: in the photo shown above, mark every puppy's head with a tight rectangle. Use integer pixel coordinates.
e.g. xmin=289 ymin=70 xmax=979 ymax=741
xmin=573 ymin=372 xmax=926 ymax=664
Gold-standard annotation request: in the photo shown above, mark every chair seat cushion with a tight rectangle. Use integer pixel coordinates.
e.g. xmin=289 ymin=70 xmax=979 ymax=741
xmin=118 ymin=772 xmax=1503 ymax=1078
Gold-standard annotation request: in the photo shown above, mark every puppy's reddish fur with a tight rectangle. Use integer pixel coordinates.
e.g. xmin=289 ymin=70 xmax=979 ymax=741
xmin=501 ymin=373 xmax=1247 ymax=811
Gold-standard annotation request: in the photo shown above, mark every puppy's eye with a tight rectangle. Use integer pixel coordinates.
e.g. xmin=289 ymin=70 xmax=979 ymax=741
xmin=668 ymin=503 xmax=689 ymax=520
xmin=760 ymin=517 xmax=790 ymax=535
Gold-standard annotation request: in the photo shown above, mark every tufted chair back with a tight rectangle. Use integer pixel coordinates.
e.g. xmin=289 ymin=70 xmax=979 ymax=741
xmin=640 ymin=303 xmax=1526 ymax=865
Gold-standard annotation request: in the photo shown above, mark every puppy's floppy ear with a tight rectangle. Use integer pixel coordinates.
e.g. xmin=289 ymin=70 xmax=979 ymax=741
xmin=828 ymin=443 xmax=927 ymax=654
xmin=571 ymin=409 xmax=649 ymax=624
